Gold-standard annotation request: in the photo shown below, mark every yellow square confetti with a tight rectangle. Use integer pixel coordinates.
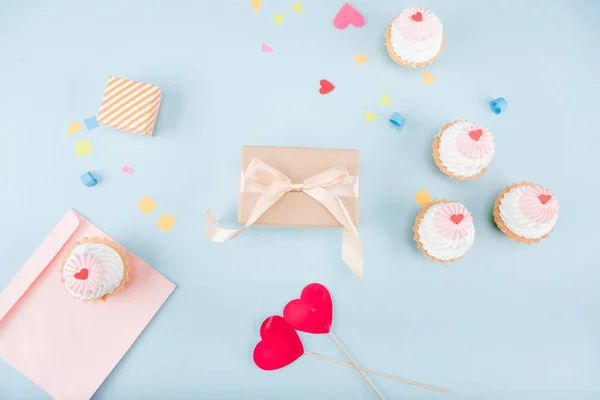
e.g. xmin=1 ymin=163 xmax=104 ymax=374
xmin=414 ymin=189 xmax=432 ymax=206
xmin=157 ymin=214 xmax=176 ymax=232
xmin=75 ymin=139 xmax=92 ymax=156
xmin=137 ymin=196 xmax=157 ymax=215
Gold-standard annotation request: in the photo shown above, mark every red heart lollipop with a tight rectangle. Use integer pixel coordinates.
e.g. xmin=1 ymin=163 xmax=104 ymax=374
xmin=253 ymin=316 xmax=304 ymax=371
xmin=283 ymin=283 xmax=333 ymax=334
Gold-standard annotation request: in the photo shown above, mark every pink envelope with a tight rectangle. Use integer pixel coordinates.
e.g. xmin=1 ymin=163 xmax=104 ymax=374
xmin=0 ymin=210 xmax=176 ymax=400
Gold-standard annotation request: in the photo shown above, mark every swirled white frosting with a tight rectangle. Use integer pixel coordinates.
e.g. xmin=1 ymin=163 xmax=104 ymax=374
xmin=499 ymin=185 xmax=558 ymax=239
xmin=437 ymin=121 xmax=495 ymax=178
xmin=62 ymin=242 xmax=125 ymax=300
xmin=417 ymin=202 xmax=475 ymax=261
xmin=389 ymin=7 xmax=443 ymax=64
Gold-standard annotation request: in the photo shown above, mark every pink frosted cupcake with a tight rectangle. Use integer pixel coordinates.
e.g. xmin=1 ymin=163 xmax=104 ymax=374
xmin=60 ymin=237 xmax=130 ymax=302
xmin=433 ymin=120 xmax=495 ymax=180
xmin=385 ymin=6 xmax=444 ymax=68
xmin=413 ymin=200 xmax=475 ymax=262
xmin=493 ymin=182 xmax=559 ymax=243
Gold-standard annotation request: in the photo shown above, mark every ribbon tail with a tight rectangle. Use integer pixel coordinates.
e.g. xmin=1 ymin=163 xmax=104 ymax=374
xmin=205 ymin=210 xmax=248 ymax=242
xmin=304 ymin=188 xmax=364 ymax=279
xmin=206 ymin=182 xmax=290 ymax=243
xmin=342 ymin=229 xmax=364 ymax=280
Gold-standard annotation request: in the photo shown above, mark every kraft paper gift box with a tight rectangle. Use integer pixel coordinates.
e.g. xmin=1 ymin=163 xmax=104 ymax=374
xmin=0 ymin=210 xmax=175 ymax=400
xmin=238 ymin=146 xmax=359 ymax=227
xmin=207 ymin=145 xmax=363 ymax=278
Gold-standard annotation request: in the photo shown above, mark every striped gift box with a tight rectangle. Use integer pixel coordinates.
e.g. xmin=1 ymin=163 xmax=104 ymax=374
xmin=97 ymin=76 xmax=162 ymax=136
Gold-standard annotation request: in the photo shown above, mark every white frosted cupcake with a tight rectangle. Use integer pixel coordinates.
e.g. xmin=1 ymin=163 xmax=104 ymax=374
xmin=60 ymin=237 xmax=130 ymax=302
xmin=493 ymin=182 xmax=559 ymax=243
xmin=414 ymin=200 xmax=475 ymax=262
xmin=385 ymin=6 xmax=444 ymax=68
xmin=433 ymin=120 xmax=495 ymax=180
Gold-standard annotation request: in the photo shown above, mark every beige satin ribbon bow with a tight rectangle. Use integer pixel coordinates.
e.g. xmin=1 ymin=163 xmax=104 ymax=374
xmin=206 ymin=158 xmax=364 ymax=279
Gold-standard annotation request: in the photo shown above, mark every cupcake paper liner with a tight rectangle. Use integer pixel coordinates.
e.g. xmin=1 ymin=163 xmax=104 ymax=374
xmin=413 ymin=199 xmax=467 ymax=263
xmin=384 ymin=15 xmax=445 ymax=68
xmin=493 ymin=182 xmax=553 ymax=244
xmin=60 ymin=236 xmax=131 ymax=302
xmin=432 ymin=120 xmax=488 ymax=181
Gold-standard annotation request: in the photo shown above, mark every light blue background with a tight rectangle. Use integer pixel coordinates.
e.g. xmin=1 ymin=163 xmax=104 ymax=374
xmin=1 ymin=1 xmax=599 ymax=399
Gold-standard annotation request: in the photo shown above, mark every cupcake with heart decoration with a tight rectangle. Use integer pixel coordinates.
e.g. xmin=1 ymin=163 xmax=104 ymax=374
xmin=493 ymin=182 xmax=558 ymax=243
xmin=385 ymin=6 xmax=444 ymax=68
xmin=414 ymin=200 xmax=475 ymax=262
xmin=433 ymin=120 xmax=495 ymax=180
xmin=60 ymin=237 xmax=130 ymax=302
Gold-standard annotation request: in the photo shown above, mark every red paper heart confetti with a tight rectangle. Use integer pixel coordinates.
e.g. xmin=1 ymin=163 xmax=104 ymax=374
xmin=74 ymin=268 xmax=89 ymax=280
xmin=253 ymin=316 xmax=304 ymax=371
xmin=411 ymin=12 xmax=423 ymax=22
xmin=468 ymin=129 xmax=483 ymax=141
xmin=450 ymin=214 xmax=464 ymax=225
xmin=538 ymin=194 xmax=552 ymax=204
xmin=319 ymin=79 xmax=335 ymax=95
xmin=284 ymin=283 xmax=333 ymax=334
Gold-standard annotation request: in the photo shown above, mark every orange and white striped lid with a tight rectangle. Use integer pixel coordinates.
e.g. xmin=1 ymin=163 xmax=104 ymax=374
xmin=97 ymin=76 xmax=162 ymax=136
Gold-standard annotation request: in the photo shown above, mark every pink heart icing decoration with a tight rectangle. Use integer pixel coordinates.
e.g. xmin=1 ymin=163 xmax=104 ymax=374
xmin=411 ymin=12 xmax=423 ymax=22
xmin=74 ymin=268 xmax=89 ymax=280
xmin=122 ymin=166 xmax=133 ymax=174
xmin=468 ymin=129 xmax=483 ymax=141
xmin=333 ymin=3 xmax=365 ymax=30
xmin=538 ymin=194 xmax=552 ymax=204
xmin=450 ymin=214 xmax=464 ymax=225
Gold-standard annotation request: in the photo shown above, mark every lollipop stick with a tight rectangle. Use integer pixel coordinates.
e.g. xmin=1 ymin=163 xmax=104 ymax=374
xmin=304 ymin=351 xmax=448 ymax=393
xmin=328 ymin=331 xmax=384 ymax=399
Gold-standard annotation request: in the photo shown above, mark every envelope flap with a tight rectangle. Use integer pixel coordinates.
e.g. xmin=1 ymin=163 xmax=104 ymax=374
xmin=0 ymin=210 xmax=80 ymax=322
